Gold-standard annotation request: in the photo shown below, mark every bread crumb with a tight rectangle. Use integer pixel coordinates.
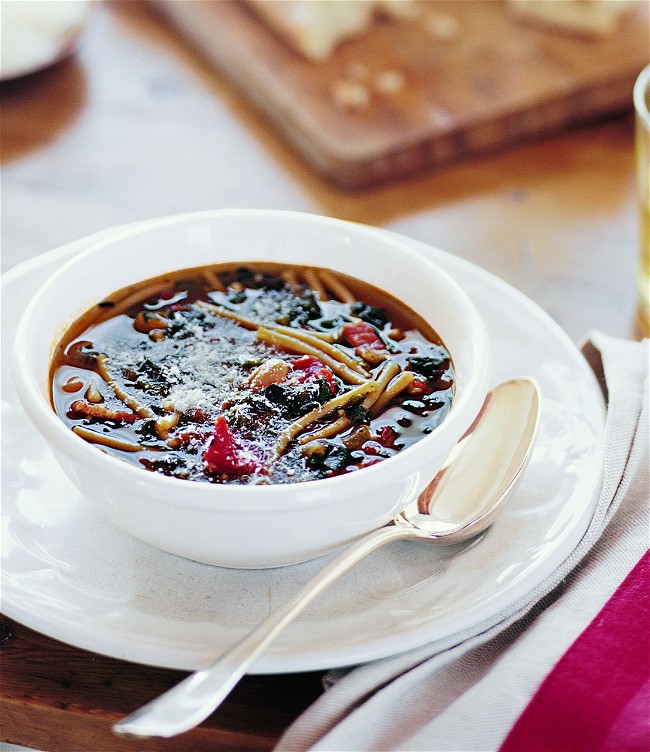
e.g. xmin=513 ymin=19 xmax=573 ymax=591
xmin=423 ymin=12 xmax=460 ymax=40
xmin=331 ymin=78 xmax=371 ymax=109
xmin=373 ymin=69 xmax=406 ymax=94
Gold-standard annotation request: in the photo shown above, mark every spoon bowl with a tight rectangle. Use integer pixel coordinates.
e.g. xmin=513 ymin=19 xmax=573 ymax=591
xmin=397 ymin=376 xmax=541 ymax=542
xmin=114 ymin=377 xmax=541 ymax=740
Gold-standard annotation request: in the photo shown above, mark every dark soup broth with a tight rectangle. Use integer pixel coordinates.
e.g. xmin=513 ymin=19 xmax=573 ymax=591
xmin=50 ymin=263 xmax=455 ymax=485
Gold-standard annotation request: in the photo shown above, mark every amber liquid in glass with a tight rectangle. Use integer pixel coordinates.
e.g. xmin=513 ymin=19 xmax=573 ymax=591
xmin=634 ymin=68 xmax=649 ymax=339
xmin=638 ymin=200 xmax=649 ymax=337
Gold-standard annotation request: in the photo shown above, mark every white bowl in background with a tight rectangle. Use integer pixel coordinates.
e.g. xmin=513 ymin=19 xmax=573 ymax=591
xmin=13 ymin=210 xmax=490 ymax=568
xmin=0 ymin=0 xmax=92 ymax=81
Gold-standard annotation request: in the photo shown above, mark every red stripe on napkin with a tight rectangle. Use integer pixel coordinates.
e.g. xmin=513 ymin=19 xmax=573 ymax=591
xmin=500 ymin=550 xmax=650 ymax=752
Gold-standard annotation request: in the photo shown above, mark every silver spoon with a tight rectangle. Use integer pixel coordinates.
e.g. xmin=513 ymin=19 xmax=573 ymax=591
xmin=113 ymin=377 xmax=541 ymax=739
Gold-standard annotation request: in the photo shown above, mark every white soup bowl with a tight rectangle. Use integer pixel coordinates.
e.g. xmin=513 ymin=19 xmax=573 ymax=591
xmin=13 ymin=210 xmax=490 ymax=568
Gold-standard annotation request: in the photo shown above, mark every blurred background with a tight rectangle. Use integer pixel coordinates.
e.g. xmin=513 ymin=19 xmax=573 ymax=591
xmin=1 ymin=3 xmax=649 ymax=751
xmin=1 ymin=0 xmax=648 ymax=340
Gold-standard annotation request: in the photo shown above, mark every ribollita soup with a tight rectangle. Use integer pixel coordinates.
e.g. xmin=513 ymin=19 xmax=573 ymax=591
xmin=50 ymin=263 xmax=455 ymax=485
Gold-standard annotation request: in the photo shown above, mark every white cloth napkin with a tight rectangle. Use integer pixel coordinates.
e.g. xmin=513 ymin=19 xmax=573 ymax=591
xmin=276 ymin=332 xmax=649 ymax=752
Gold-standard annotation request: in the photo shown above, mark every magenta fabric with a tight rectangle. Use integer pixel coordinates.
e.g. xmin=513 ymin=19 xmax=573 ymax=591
xmin=500 ymin=550 xmax=650 ymax=752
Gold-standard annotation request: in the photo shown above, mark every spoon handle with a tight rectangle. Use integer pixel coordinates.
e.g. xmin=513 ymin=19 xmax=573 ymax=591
xmin=113 ymin=523 xmax=415 ymax=739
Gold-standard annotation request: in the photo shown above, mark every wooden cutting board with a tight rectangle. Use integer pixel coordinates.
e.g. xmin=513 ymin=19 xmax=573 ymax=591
xmin=157 ymin=0 xmax=649 ymax=188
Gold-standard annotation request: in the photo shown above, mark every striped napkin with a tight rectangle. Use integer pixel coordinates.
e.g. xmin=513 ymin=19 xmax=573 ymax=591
xmin=276 ymin=332 xmax=649 ymax=752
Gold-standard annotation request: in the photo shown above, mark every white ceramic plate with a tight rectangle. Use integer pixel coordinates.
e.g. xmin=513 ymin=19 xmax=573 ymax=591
xmin=1 ymin=224 xmax=605 ymax=674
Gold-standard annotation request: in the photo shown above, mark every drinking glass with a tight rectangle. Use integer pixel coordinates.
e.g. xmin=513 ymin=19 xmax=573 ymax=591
xmin=634 ymin=65 xmax=649 ymax=338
